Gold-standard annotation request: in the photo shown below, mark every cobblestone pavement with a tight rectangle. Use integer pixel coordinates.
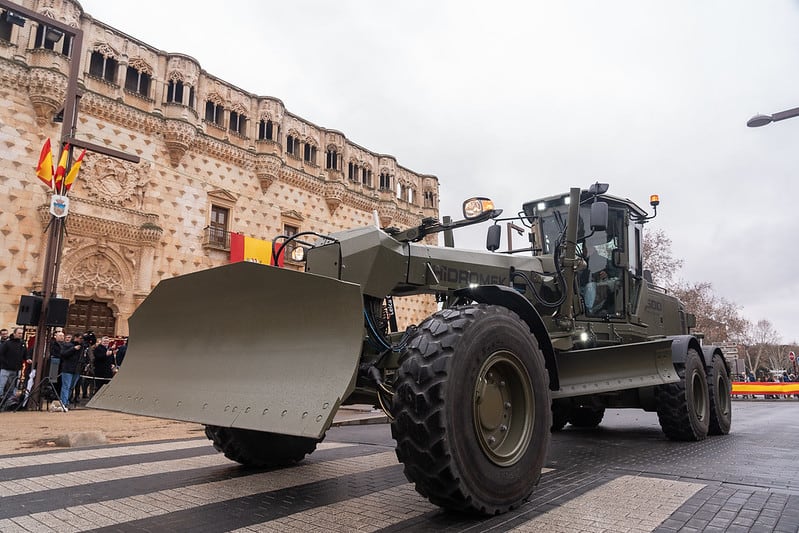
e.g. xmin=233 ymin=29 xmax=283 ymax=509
xmin=0 ymin=400 xmax=797 ymax=532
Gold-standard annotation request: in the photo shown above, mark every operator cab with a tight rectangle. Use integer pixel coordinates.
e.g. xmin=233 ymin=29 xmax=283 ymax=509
xmin=521 ymin=188 xmax=652 ymax=321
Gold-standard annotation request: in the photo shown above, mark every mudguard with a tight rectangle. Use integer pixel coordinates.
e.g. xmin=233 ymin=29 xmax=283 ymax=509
xmin=89 ymin=262 xmax=364 ymax=439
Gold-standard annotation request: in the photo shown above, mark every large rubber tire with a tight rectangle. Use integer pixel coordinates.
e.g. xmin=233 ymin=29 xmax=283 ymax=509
xmin=568 ymin=406 xmax=605 ymax=428
xmin=707 ymin=354 xmax=732 ymax=435
xmin=654 ymin=349 xmax=710 ymax=441
xmin=204 ymin=425 xmax=320 ymax=467
xmin=391 ymin=304 xmax=551 ymax=515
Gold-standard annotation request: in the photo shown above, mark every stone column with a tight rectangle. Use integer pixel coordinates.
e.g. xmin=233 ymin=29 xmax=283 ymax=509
xmin=136 ymin=246 xmax=155 ymax=293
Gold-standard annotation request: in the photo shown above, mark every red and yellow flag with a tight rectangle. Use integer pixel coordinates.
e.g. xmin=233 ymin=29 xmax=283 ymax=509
xmin=53 ymin=144 xmax=70 ymax=193
xmin=63 ymin=149 xmax=86 ymax=193
xmin=230 ymin=233 xmax=284 ymax=266
xmin=35 ymin=139 xmax=54 ymax=190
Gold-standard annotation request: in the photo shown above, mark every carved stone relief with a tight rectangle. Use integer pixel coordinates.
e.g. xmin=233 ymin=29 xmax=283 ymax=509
xmin=40 ymin=0 xmax=81 ymax=27
xmin=81 ymin=156 xmax=153 ymax=209
xmin=255 ymin=154 xmax=281 ymax=192
xmin=61 ymin=245 xmax=131 ymax=301
xmin=166 ymin=56 xmax=199 ymax=86
xmin=27 ymin=67 xmax=67 ymax=125
xmin=128 ymin=57 xmax=153 ymax=75
xmin=94 ymin=42 xmax=120 ymax=59
xmin=162 ymin=119 xmax=198 ymax=167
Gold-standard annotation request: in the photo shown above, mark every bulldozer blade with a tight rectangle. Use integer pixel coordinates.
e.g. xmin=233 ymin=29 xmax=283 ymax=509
xmin=89 ymin=262 xmax=364 ymax=439
xmin=552 ymin=339 xmax=677 ymax=399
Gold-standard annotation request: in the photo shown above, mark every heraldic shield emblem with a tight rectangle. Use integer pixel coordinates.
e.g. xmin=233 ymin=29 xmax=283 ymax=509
xmin=49 ymin=194 xmax=69 ymax=218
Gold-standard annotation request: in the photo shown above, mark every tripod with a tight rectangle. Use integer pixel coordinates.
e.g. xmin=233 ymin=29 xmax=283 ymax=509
xmin=21 ymin=356 xmax=65 ymax=412
xmin=0 ymin=374 xmax=23 ymax=411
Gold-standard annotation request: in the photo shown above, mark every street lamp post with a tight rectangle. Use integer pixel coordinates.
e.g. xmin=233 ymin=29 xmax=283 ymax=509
xmin=747 ymin=106 xmax=799 ymax=127
xmin=0 ymin=0 xmax=139 ymax=407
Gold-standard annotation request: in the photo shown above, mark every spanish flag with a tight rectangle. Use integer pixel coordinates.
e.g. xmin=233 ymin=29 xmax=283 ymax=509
xmin=35 ymin=139 xmax=54 ymax=190
xmin=63 ymin=149 xmax=86 ymax=193
xmin=230 ymin=233 xmax=284 ymax=266
xmin=53 ymin=144 xmax=70 ymax=194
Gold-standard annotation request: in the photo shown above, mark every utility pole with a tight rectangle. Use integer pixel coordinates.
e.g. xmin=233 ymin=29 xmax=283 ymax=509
xmin=0 ymin=0 xmax=140 ymax=407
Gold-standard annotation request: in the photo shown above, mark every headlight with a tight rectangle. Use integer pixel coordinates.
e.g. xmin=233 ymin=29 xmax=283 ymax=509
xmin=290 ymin=246 xmax=306 ymax=262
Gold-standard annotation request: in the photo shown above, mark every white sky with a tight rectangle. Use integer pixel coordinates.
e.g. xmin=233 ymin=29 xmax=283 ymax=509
xmin=78 ymin=0 xmax=799 ymax=343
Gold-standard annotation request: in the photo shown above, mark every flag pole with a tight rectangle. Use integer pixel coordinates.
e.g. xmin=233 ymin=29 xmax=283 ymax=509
xmin=28 ymin=21 xmax=83 ymax=407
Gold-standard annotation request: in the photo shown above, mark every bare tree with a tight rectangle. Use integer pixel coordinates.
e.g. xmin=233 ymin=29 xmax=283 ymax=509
xmin=671 ymin=281 xmax=750 ymax=344
xmin=744 ymin=319 xmax=782 ymax=376
xmin=641 ymin=228 xmax=684 ymax=288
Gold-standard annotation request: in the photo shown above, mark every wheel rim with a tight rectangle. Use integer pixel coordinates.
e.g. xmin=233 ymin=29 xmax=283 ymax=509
xmin=473 ymin=350 xmax=534 ymax=467
xmin=690 ymin=370 xmax=707 ymax=421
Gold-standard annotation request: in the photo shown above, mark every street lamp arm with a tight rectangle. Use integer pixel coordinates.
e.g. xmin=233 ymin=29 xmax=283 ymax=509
xmin=747 ymin=105 xmax=799 ymax=128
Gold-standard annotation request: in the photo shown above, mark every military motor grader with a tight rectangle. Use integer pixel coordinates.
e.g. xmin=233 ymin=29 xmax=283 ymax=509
xmin=90 ymin=183 xmax=732 ymax=516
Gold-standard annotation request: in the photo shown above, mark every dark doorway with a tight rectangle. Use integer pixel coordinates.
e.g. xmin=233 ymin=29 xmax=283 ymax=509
xmin=66 ymin=299 xmax=116 ymax=337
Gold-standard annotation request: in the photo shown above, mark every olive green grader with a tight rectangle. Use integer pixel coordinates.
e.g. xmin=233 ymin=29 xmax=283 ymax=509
xmin=90 ymin=183 xmax=732 ymax=515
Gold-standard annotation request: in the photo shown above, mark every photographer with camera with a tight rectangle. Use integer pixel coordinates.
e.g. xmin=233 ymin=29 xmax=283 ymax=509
xmin=73 ymin=331 xmax=97 ymax=405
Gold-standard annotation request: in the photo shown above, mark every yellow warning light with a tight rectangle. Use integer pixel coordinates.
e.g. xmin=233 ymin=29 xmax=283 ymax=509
xmin=650 ymin=194 xmax=660 ymax=207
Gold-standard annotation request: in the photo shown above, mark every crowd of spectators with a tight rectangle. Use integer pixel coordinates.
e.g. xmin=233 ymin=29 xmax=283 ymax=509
xmin=738 ymin=369 xmax=798 ymax=399
xmin=0 ymin=326 xmax=127 ymax=411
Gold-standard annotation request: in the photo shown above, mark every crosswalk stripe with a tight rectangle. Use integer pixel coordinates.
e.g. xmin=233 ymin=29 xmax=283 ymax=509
xmin=229 ymin=483 xmax=435 ymax=532
xmin=0 ymin=454 xmax=231 ymax=497
xmin=0 ymin=439 xmax=212 ymax=470
xmin=0 ymin=441 xmax=354 ymax=497
xmin=509 ymin=475 xmax=705 ymax=532
xmin=0 ymin=451 xmax=398 ymax=532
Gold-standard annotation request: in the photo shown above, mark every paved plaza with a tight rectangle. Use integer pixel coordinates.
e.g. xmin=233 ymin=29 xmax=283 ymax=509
xmin=0 ymin=400 xmax=797 ymax=532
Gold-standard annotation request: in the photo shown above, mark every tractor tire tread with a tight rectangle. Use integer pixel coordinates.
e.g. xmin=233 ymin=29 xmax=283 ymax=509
xmin=204 ymin=425 xmax=320 ymax=468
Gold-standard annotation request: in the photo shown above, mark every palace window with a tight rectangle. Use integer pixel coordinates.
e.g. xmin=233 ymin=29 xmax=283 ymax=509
xmin=89 ymin=51 xmax=118 ymax=84
xmin=286 ymin=135 xmax=300 ymax=158
xmin=205 ymin=101 xmax=224 ymax=127
xmin=379 ymin=172 xmax=392 ymax=191
xmin=34 ymin=23 xmax=72 ymax=55
xmin=362 ymin=168 xmax=372 ymax=187
xmin=0 ymin=11 xmax=13 ymax=42
xmin=325 ymin=148 xmax=338 ymax=170
xmin=124 ymin=66 xmax=151 ymax=97
xmin=348 ymin=162 xmax=359 ymax=182
xmin=208 ymin=205 xmax=229 ymax=247
xmin=166 ymin=81 xmax=194 ymax=107
xmin=282 ymin=223 xmax=299 ymax=261
xmin=229 ymin=111 xmax=247 ymax=136
xmin=424 ymin=190 xmax=435 ymax=208
xmin=258 ymin=119 xmax=275 ymax=141
xmin=303 ymin=143 xmax=317 ymax=165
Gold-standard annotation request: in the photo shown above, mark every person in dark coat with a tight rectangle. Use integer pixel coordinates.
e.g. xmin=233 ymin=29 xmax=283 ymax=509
xmin=92 ymin=336 xmax=116 ymax=394
xmin=58 ymin=332 xmax=83 ymax=411
xmin=114 ymin=337 xmax=127 ymax=367
xmin=0 ymin=328 xmax=30 ymax=403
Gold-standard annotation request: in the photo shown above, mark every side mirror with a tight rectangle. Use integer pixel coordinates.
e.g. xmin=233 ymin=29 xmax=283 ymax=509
xmin=590 ymin=201 xmax=608 ymax=231
xmin=486 ymin=224 xmax=501 ymax=252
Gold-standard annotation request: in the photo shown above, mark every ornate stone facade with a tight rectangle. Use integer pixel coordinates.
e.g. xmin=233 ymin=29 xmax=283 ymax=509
xmin=0 ymin=0 xmax=440 ymax=334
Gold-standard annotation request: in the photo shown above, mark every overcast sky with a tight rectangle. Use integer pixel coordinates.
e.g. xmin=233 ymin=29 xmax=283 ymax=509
xmin=78 ymin=0 xmax=799 ymax=343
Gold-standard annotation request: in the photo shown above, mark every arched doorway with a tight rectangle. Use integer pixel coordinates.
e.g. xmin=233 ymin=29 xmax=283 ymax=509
xmin=66 ymin=299 xmax=116 ymax=337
